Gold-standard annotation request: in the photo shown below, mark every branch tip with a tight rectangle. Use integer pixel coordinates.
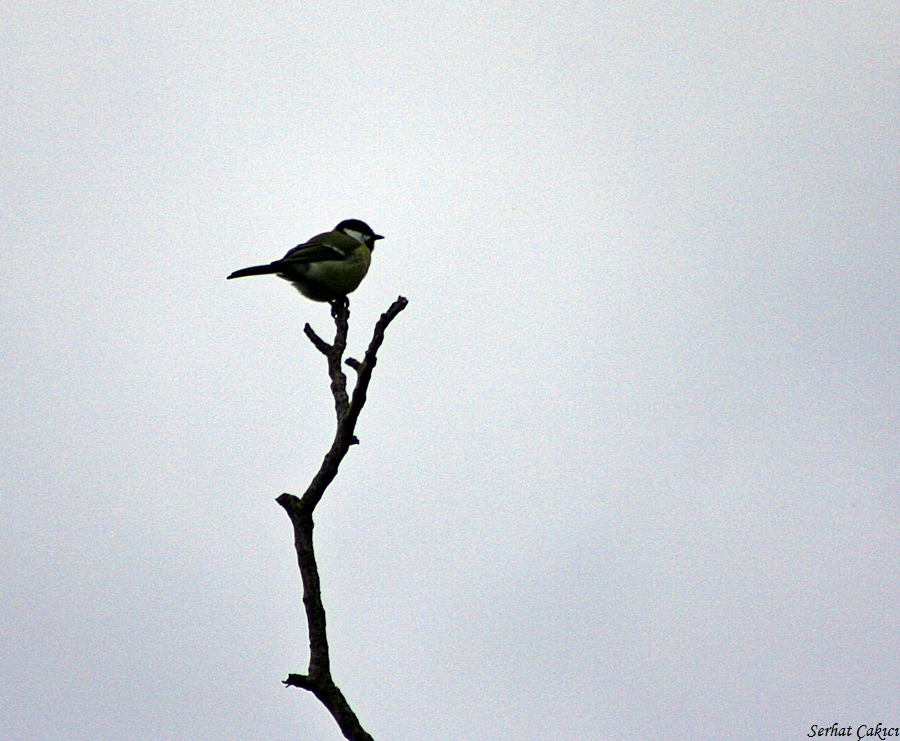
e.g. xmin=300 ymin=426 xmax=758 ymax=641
xmin=304 ymin=324 xmax=332 ymax=355
xmin=283 ymin=673 xmax=312 ymax=688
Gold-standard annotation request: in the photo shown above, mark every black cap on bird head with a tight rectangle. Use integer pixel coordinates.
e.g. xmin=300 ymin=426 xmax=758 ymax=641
xmin=335 ymin=219 xmax=384 ymax=245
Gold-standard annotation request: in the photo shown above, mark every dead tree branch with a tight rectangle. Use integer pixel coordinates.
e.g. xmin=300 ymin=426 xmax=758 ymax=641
xmin=276 ymin=295 xmax=408 ymax=741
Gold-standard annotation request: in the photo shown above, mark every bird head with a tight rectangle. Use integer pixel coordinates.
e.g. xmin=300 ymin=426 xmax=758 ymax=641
xmin=335 ymin=219 xmax=384 ymax=247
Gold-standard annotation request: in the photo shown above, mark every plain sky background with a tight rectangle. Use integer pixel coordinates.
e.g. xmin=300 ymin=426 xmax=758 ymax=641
xmin=2 ymin=2 xmax=898 ymax=739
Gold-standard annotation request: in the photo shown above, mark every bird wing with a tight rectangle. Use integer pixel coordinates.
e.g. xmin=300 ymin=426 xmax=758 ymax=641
xmin=280 ymin=231 xmax=359 ymax=264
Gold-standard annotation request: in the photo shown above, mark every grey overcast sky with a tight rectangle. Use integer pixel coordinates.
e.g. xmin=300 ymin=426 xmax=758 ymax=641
xmin=2 ymin=2 xmax=898 ymax=740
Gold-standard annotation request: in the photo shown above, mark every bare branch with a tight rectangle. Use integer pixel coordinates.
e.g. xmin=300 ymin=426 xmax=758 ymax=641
xmin=277 ymin=295 xmax=408 ymax=741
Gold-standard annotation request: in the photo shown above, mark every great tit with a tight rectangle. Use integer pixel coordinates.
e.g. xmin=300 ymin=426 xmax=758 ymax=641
xmin=227 ymin=219 xmax=383 ymax=302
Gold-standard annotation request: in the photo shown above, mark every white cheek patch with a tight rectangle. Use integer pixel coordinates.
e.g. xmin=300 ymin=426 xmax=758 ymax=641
xmin=343 ymin=228 xmax=366 ymax=244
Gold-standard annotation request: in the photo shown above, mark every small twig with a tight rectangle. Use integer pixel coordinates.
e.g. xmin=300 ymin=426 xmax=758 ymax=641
xmin=276 ymin=295 xmax=408 ymax=741
xmin=303 ymin=324 xmax=332 ymax=356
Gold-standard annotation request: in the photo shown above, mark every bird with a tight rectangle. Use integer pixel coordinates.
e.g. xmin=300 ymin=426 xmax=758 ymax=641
xmin=227 ymin=219 xmax=383 ymax=302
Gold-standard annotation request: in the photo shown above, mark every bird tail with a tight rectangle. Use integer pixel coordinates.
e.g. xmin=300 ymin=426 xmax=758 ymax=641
xmin=227 ymin=263 xmax=282 ymax=280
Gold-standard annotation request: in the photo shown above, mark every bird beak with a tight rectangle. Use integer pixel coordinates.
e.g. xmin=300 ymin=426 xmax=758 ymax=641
xmin=373 ymin=234 xmax=384 ymax=241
